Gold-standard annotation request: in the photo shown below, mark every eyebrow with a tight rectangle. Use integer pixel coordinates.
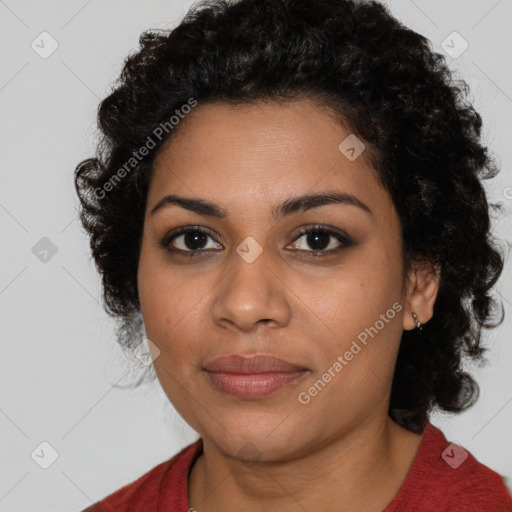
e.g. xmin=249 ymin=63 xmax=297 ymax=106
xmin=150 ymin=191 xmax=373 ymax=220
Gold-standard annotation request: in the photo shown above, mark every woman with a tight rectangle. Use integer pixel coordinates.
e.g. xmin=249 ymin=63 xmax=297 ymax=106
xmin=75 ymin=0 xmax=511 ymax=510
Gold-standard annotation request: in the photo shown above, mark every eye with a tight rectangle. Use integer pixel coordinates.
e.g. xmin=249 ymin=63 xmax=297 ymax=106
xmin=160 ymin=226 xmax=222 ymax=256
xmin=160 ymin=224 xmax=352 ymax=258
xmin=288 ymin=225 xmax=352 ymax=256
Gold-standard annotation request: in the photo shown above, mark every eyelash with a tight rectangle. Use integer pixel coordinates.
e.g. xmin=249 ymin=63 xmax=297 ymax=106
xmin=159 ymin=224 xmax=353 ymax=258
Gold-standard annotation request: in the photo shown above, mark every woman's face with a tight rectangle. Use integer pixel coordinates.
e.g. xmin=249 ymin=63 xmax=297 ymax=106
xmin=138 ymin=99 xmax=413 ymax=460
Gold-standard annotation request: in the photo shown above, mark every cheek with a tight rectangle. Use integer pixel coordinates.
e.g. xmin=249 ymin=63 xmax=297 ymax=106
xmin=309 ymin=247 xmax=404 ymax=376
xmin=320 ymin=250 xmax=400 ymax=325
xmin=138 ymin=241 xmax=185 ymax=354
xmin=137 ymin=246 xmax=212 ymax=371
xmin=138 ymin=260 xmax=202 ymax=416
xmin=139 ymin=275 xmax=192 ymax=358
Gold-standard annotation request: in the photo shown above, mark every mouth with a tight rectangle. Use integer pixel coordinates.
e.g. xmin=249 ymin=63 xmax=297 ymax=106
xmin=203 ymin=354 xmax=309 ymax=399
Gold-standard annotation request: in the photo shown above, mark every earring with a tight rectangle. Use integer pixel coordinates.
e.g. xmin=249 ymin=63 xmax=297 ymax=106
xmin=412 ymin=312 xmax=423 ymax=331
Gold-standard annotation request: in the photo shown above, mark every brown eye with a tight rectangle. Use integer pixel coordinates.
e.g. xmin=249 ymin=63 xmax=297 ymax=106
xmin=289 ymin=225 xmax=353 ymax=255
xmin=160 ymin=226 xmax=222 ymax=256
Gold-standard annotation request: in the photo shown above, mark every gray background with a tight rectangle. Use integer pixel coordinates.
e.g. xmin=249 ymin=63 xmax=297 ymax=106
xmin=0 ymin=1 xmax=511 ymax=510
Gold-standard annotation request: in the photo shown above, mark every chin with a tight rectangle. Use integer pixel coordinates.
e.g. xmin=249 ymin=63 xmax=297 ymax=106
xmin=199 ymin=412 xmax=309 ymax=463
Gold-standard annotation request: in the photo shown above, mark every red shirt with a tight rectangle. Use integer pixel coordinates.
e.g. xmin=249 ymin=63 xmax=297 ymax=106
xmin=81 ymin=423 xmax=512 ymax=511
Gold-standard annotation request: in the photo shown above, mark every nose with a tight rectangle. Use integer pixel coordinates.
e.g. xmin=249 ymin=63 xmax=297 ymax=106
xmin=211 ymin=244 xmax=292 ymax=333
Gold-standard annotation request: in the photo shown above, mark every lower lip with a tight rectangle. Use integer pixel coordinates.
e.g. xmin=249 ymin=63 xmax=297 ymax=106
xmin=205 ymin=371 xmax=307 ymax=399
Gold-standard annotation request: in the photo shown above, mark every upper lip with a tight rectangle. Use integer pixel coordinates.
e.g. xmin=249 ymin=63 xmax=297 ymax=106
xmin=203 ymin=354 xmax=307 ymax=374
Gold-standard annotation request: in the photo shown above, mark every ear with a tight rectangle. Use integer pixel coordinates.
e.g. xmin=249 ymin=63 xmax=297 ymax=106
xmin=402 ymin=260 xmax=440 ymax=331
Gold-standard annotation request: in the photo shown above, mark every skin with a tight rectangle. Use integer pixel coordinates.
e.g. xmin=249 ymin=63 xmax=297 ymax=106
xmin=137 ymin=99 xmax=440 ymax=511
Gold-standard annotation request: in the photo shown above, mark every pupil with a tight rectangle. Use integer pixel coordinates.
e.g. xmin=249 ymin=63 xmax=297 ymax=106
xmin=308 ymin=231 xmax=328 ymax=250
xmin=185 ymin=232 xmax=207 ymax=250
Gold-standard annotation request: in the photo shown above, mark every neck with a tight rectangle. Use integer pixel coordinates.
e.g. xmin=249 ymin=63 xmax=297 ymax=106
xmin=188 ymin=416 xmax=424 ymax=512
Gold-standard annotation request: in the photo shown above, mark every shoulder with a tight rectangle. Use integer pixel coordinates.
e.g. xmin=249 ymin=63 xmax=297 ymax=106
xmin=431 ymin=424 xmax=510 ymax=507
xmin=386 ymin=423 xmax=512 ymax=511
xmin=79 ymin=438 xmax=203 ymax=512
xmin=439 ymin=436 xmax=512 ymax=512
xmin=449 ymin=472 xmax=512 ymax=512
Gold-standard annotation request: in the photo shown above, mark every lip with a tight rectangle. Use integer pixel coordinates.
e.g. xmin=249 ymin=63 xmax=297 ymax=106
xmin=203 ymin=354 xmax=308 ymax=399
xmin=204 ymin=354 xmax=306 ymax=373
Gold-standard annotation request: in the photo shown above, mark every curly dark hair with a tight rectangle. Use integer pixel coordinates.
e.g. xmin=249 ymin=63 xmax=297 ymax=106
xmin=74 ymin=0 xmax=505 ymax=433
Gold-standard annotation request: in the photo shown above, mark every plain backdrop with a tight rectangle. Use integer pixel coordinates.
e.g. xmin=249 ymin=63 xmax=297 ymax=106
xmin=0 ymin=1 xmax=511 ymax=510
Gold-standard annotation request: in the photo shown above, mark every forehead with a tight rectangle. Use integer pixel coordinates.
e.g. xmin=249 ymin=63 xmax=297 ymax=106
xmin=149 ymin=99 xmax=390 ymax=216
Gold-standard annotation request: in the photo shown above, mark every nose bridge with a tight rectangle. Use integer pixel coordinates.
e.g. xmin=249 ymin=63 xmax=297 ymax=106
xmin=212 ymin=238 xmax=290 ymax=331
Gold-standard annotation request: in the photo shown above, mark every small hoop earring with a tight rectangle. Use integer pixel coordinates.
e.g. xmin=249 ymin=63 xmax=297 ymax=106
xmin=412 ymin=312 xmax=423 ymax=331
